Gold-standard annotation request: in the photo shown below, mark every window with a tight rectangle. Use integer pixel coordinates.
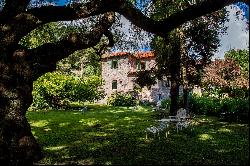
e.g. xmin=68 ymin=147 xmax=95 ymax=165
xmin=111 ymin=60 xmax=118 ymax=69
xmin=141 ymin=62 xmax=146 ymax=70
xmin=158 ymin=94 xmax=162 ymax=100
xmin=136 ymin=60 xmax=146 ymax=70
xmin=136 ymin=60 xmax=141 ymax=70
xmin=112 ymin=80 xmax=117 ymax=89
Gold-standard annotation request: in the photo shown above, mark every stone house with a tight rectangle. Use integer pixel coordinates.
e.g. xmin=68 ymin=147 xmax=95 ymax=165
xmin=100 ymin=51 xmax=176 ymax=104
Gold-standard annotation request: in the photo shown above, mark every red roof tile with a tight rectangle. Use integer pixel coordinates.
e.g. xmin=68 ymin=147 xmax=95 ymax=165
xmin=102 ymin=51 xmax=155 ymax=59
xmin=134 ymin=51 xmax=155 ymax=58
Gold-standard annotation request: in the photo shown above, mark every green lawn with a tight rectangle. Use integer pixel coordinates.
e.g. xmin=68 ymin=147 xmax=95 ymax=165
xmin=26 ymin=105 xmax=249 ymax=165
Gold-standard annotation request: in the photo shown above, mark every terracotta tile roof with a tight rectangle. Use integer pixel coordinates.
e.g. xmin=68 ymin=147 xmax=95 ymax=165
xmin=101 ymin=51 xmax=155 ymax=59
xmin=134 ymin=51 xmax=155 ymax=59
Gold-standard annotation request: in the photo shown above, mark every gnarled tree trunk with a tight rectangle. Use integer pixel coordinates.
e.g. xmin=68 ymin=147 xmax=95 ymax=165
xmin=0 ymin=51 xmax=42 ymax=165
xmin=0 ymin=9 xmax=114 ymax=163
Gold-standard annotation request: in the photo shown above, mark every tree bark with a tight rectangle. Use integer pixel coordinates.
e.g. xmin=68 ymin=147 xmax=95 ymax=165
xmin=170 ymin=78 xmax=180 ymax=115
xmin=0 ymin=11 xmax=114 ymax=164
xmin=167 ymin=30 xmax=182 ymax=116
xmin=0 ymin=51 xmax=43 ymax=165
xmin=183 ymin=87 xmax=189 ymax=112
xmin=26 ymin=0 xmax=249 ymax=38
xmin=169 ymin=58 xmax=181 ymax=115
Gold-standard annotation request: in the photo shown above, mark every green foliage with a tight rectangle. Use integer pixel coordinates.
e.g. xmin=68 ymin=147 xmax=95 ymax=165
xmin=107 ymin=92 xmax=137 ymax=106
xmin=202 ymin=86 xmax=249 ymax=99
xmin=31 ymin=72 xmax=104 ymax=109
xmin=220 ymin=97 xmax=249 ymax=122
xmin=135 ymin=70 xmax=157 ymax=88
xmin=20 ymin=21 xmax=87 ymax=49
xmin=20 ymin=22 xmax=63 ymax=48
xmin=20 ymin=22 xmax=102 ymax=77
xmin=189 ymin=95 xmax=222 ymax=116
xmin=189 ymin=95 xmax=249 ymax=122
xmin=224 ymin=49 xmax=249 ymax=77
xmin=57 ymin=48 xmax=102 ymax=77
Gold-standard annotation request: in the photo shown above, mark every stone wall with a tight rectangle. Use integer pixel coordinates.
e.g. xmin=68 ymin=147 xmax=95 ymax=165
xmin=100 ymin=55 xmax=181 ymax=104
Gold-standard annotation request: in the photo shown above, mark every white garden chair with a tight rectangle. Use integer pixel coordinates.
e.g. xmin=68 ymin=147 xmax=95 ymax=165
xmin=145 ymin=121 xmax=169 ymax=140
xmin=168 ymin=108 xmax=187 ymax=122
xmin=167 ymin=108 xmax=192 ymax=132
xmin=176 ymin=117 xmax=191 ymax=132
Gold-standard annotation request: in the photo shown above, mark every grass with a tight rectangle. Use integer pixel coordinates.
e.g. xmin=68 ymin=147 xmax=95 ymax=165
xmin=26 ymin=105 xmax=249 ymax=165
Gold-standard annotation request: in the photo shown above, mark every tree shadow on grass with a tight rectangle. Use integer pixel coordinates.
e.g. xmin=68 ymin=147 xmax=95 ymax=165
xmin=27 ymin=107 xmax=249 ymax=165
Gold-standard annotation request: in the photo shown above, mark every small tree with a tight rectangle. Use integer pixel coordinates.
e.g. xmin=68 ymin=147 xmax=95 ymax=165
xmin=202 ymin=58 xmax=249 ymax=98
xmin=224 ymin=49 xmax=249 ymax=78
xmin=149 ymin=0 xmax=227 ymax=114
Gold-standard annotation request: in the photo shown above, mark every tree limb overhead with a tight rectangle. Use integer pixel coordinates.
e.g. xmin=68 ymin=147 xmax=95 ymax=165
xmin=26 ymin=0 xmax=249 ymax=38
xmin=28 ymin=12 xmax=115 ymax=79
xmin=1 ymin=0 xmax=30 ymax=20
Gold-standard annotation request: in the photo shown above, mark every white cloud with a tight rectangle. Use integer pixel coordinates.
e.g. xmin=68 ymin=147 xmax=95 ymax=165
xmin=215 ymin=5 xmax=249 ymax=59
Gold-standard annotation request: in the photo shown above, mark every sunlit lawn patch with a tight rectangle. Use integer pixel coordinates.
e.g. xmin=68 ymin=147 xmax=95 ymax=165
xmin=26 ymin=105 xmax=249 ymax=165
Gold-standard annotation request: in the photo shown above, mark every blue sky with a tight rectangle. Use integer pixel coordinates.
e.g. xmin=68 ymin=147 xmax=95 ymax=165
xmin=44 ymin=0 xmax=68 ymax=6
xmin=56 ymin=0 xmax=68 ymax=6
xmin=237 ymin=2 xmax=249 ymax=20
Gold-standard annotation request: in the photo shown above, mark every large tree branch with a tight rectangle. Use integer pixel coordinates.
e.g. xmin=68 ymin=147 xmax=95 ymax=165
xmin=28 ymin=12 xmax=115 ymax=79
xmin=27 ymin=0 xmax=248 ymax=38
xmin=0 ymin=13 xmax=41 ymax=50
xmin=117 ymin=0 xmax=248 ymax=37
xmin=27 ymin=0 xmax=117 ymax=23
xmin=92 ymin=30 xmax=115 ymax=57
xmin=0 ymin=0 xmax=31 ymax=21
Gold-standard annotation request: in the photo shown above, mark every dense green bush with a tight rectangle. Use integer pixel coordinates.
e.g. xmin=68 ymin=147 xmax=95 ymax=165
xmin=202 ymin=86 xmax=249 ymax=99
xmin=220 ymin=97 xmax=249 ymax=122
xmin=189 ymin=95 xmax=249 ymax=122
xmin=189 ymin=95 xmax=221 ymax=116
xmin=107 ymin=92 xmax=137 ymax=106
xmin=31 ymin=72 xmax=104 ymax=109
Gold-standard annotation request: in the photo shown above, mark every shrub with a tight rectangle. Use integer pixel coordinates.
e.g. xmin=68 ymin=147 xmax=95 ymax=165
xmin=220 ymin=97 xmax=249 ymax=122
xmin=189 ymin=95 xmax=221 ymax=116
xmin=107 ymin=92 xmax=137 ymax=106
xmin=31 ymin=72 xmax=104 ymax=109
xmin=189 ymin=95 xmax=249 ymax=122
